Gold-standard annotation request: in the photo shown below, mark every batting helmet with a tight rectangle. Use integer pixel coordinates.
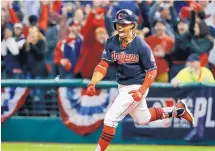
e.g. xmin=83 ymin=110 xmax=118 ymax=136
xmin=113 ymin=9 xmax=137 ymax=30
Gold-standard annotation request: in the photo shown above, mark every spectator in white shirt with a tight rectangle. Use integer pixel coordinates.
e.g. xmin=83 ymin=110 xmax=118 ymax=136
xmin=1 ymin=25 xmax=23 ymax=78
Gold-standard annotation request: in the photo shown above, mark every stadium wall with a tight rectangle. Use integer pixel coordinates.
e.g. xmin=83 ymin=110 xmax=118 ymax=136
xmin=1 ymin=80 xmax=215 ymax=145
xmin=2 ymin=116 xmax=215 ymax=145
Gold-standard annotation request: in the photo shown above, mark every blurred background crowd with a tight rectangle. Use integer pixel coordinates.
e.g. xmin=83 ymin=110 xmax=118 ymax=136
xmin=1 ymin=0 xmax=215 ymax=84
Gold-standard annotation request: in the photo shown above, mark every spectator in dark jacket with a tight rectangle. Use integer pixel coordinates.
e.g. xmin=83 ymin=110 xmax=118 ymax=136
xmin=25 ymin=26 xmax=48 ymax=78
xmin=24 ymin=26 xmax=48 ymax=104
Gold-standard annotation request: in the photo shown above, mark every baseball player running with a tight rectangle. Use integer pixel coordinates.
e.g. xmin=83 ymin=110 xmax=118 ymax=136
xmin=86 ymin=9 xmax=195 ymax=151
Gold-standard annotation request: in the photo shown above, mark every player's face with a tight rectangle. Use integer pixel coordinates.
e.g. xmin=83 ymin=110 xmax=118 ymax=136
xmin=116 ymin=23 xmax=134 ymax=39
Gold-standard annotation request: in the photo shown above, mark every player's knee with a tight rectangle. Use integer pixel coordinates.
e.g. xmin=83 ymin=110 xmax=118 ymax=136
xmin=104 ymin=114 xmax=118 ymax=128
xmin=135 ymin=110 xmax=151 ymax=125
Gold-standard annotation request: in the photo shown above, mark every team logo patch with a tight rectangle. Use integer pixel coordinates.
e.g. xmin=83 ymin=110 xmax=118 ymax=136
xmin=111 ymin=51 xmax=139 ymax=64
xmin=118 ymin=13 xmax=124 ymax=20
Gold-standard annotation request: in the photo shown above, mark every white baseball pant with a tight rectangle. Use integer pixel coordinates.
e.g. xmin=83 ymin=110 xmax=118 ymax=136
xmin=104 ymin=84 xmax=151 ymax=128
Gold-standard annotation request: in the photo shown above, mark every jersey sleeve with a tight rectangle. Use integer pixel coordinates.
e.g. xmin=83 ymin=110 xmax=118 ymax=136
xmin=139 ymin=40 xmax=157 ymax=71
xmin=101 ymin=40 xmax=112 ymax=63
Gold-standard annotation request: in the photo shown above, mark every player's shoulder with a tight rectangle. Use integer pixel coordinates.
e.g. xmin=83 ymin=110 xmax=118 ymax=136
xmin=105 ymin=34 xmax=120 ymax=50
xmin=135 ymin=35 xmax=150 ymax=45
xmin=106 ymin=34 xmax=119 ymax=43
xmin=134 ymin=35 xmax=151 ymax=51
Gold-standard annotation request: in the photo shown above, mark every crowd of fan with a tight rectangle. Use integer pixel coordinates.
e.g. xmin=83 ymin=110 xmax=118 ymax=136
xmin=1 ymin=0 xmax=215 ymax=83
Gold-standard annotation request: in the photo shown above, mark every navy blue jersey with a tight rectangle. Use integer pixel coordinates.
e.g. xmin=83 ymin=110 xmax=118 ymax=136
xmin=101 ymin=34 xmax=157 ymax=85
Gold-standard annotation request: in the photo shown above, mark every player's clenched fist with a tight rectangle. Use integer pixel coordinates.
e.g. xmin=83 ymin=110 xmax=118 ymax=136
xmin=86 ymin=84 xmax=96 ymax=96
xmin=128 ymin=89 xmax=144 ymax=102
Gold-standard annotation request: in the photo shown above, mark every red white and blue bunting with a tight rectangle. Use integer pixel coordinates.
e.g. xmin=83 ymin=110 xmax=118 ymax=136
xmin=1 ymin=87 xmax=30 ymax=123
xmin=57 ymin=87 xmax=118 ymax=135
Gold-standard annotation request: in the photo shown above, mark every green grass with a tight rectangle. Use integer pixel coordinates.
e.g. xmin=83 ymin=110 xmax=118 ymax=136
xmin=1 ymin=143 xmax=215 ymax=151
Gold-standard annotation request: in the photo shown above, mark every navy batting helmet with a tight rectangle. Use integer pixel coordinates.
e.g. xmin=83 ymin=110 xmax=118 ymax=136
xmin=113 ymin=9 xmax=137 ymax=30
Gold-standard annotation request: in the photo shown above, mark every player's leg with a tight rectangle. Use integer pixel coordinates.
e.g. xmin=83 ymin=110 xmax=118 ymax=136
xmin=148 ymin=102 xmax=195 ymax=125
xmin=129 ymin=89 xmax=151 ymax=125
xmin=149 ymin=99 xmax=195 ymax=125
xmin=129 ymin=88 xmax=169 ymax=125
xmin=130 ymin=100 xmax=184 ymax=125
xmin=174 ymin=99 xmax=195 ymax=125
xmin=95 ymin=86 xmax=139 ymax=151
xmin=130 ymin=96 xmax=194 ymax=125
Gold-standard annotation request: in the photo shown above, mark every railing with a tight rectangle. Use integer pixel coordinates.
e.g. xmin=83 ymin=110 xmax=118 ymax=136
xmin=1 ymin=79 xmax=215 ymax=117
xmin=1 ymin=79 xmax=215 ymax=87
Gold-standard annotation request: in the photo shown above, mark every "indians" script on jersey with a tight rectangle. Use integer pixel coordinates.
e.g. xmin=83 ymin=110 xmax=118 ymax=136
xmin=111 ymin=51 xmax=139 ymax=64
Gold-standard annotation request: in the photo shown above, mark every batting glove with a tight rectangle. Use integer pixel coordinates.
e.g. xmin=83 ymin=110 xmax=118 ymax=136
xmin=86 ymin=84 xmax=96 ymax=96
xmin=128 ymin=89 xmax=145 ymax=102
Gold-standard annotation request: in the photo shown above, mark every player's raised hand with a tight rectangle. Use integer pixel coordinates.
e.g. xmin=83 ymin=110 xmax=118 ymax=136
xmin=128 ymin=90 xmax=144 ymax=102
xmin=86 ymin=84 xmax=96 ymax=96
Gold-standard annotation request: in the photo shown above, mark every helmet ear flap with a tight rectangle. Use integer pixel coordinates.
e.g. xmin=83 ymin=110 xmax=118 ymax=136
xmin=114 ymin=23 xmax=116 ymax=30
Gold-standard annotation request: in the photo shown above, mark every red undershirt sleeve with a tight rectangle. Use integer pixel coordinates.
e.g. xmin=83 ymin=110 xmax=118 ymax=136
xmin=139 ymin=69 xmax=157 ymax=93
